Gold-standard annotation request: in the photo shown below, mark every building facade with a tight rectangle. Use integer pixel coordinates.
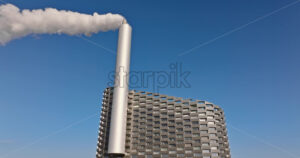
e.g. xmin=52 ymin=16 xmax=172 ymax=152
xmin=96 ymin=88 xmax=231 ymax=158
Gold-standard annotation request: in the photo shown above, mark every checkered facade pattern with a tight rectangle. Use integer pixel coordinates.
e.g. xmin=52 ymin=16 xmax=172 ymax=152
xmin=96 ymin=88 xmax=231 ymax=158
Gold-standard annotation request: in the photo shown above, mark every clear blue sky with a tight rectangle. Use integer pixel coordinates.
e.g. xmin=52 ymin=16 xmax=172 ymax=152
xmin=0 ymin=0 xmax=300 ymax=158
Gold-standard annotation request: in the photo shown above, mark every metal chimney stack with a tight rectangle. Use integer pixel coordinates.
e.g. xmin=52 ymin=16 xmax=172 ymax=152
xmin=108 ymin=19 xmax=132 ymax=155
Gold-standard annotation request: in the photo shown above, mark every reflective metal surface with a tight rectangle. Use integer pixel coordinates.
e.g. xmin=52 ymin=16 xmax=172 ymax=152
xmin=108 ymin=21 xmax=132 ymax=155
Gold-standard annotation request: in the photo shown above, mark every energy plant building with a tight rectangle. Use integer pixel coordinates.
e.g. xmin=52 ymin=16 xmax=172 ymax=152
xmin=96 ymin=20 xmax=231 ymax=158
xmin=96 ymin=88 xmax=231 ymax=158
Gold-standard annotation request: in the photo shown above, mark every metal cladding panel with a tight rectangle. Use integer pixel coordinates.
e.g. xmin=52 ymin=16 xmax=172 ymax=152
xmin=108 ymin=22 xmax=132 ymax=155
xmin=97 ymin=88 xmax=231 ymax=158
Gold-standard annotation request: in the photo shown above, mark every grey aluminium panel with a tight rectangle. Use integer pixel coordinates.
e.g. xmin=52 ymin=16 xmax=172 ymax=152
xmin=97 ymin=88 xmax=231 ymax=158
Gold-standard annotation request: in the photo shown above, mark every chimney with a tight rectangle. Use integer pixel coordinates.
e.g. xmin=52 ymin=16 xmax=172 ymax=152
xmin=107 ymin=19 xmax=132 ymax=155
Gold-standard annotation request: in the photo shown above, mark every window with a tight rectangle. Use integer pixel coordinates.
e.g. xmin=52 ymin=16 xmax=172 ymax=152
xmin=153 ymin=145 xmax=160 ymax=148
xmin=185 ymin=143 xmax=192 ymax=147
xmin=192 ymin=121 xmax=199 ymax=125
xmin=177 ymin=147 xmax=184 ymax=151
xmin=161 ymin=148 xmax=167 ymax=151
xmin=193 ymin=127 xmax=199 ymax=131
xmin=210 ymin=133 xmax=217 ymax=137
xmin=200 ymin=124 xmax=207 ymax=128
xmin=202 ymin=149 xmax=210 ymax=153
xmin=184 ymin=125 xmax=191 ymax=128
xmin=193 ymin=147 xmax=201 ymax=150
xmin=210 ymin=140 xmax=217 ymax=144
xmin=185 ymin=131 xmax=192 ymax=134
xmin=193 ymin=133 xmax=200 ymax=137
xmin=201 ymin=136 xmax=209 ymax=140
xmin=169 ymin=120 xmax=175 ymax=123
xmin=200 ymin=130 xmax=208 ymax=134
xmin=169 ymin=132 xmax=175 ymax=135
xmin=206 ymin=104 xmax=213 ymax=107
xmin=199 ymin=112 xmax=206 ymax=116
xmin=212 ymin=153 xmax=219 ymax=157
xmin=169 ymin=144 xmax=176 ymax=147
xmin=208 ymin=121 xmax=215 ymax=125
xmin=207 ymin=116 xmax=214 ymax=119
xmin=185 ymin=150 xmax=192 ymax=153
xmin=191 ymin=104 xmax=197 ymax=107
xmin=169 ymin=151 xmax=176 ymax=154
xmin=211 ymin=146 xmax=218 ymax=150
xmin=209 ymin=127 xmax=216 ymax=131
xmin=185 ymin=137 xmax=192 ymax=141
xmin=184 ymin=119 xmax=190 ymax=122
xmin=169 ymin=138 xmax=176 ymax=141
xmin=169 ymin=114 xmax=175 ymax=118
xmin=176 ymin=122 xmax=183 ymax=126
xmin=183 ymin=108 xmax=189 ymax=112
xmin=198 ymin=107 xmax=205 ymax=110
xmin=193 ymin=139 xmax=200 ymax=143
xmin=146 ymin=142 xmax=152 ymax=146
xmin=194 ymin=153 xmax=202 ymax=157
xmin=200 ymin=118 xmax=207 ymax=122
xmin=161 ymin=141 xmax=168 ymax=145
xmin=146 ymin=136 xmax=152 ymax=139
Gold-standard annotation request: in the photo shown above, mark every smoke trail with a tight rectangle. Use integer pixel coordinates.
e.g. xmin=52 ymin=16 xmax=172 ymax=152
xmin=0 ymin=4 xmax=125 ymax=45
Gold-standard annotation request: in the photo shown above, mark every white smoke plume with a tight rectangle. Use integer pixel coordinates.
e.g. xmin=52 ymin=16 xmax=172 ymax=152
xmin=0 ymin=4 xmax=125 ymax=45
